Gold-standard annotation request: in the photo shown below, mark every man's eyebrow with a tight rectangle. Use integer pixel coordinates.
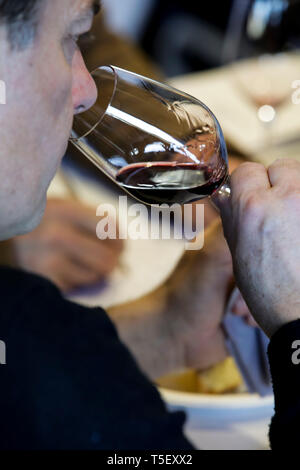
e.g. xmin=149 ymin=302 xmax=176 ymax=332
xmin=72 ymin=0 xmax=102 ymax=26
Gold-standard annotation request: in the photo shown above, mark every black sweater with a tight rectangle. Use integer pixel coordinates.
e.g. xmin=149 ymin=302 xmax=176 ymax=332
xmin=0 ymin=267 xmax=192 ymax=450
xmin=268 ymin=318 xmax=300 ymax=449
xmin=0 ymin=266 xmax=299 ymax=450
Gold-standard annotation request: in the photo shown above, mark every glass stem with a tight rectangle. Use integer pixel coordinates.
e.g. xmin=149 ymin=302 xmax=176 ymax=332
xmin=210 ymin=175 xmax=231 ymax=212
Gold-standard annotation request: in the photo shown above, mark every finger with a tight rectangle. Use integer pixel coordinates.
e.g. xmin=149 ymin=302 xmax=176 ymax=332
xmin=245 ymin=315 xmax=259 ymax=328
xmin=230 ymin=292 xmax=259 ymax=327
xmin=231 ymin=292 xmax=250 ymax=317
xmin=193 ymin=327 xmax=228 ymax=371
xmin=98 ymin=235 xmax=124 ymax=253
xmin=72 ymin=243 xmax=121 ymax=277
xmin=47 ymin=255 xmax=105 ymax=292
xmin=228 ymin=155 xmax=245 ymax=173
xmin=217 ymin=193 xmax=232 ymax=243
xmin=268 ymin=158 xmax=300 ymax=189
xmin=219 ymin=163 xmax=270 ymax=249
xmin=47 ymin=199 xmax=98 ymax=234
xmin=230 ymin=162 xmax=271 ymax=206
xmin=53 ymin=224 xmax=121 ymax=276
xmin=47 ymin=200 xmax=124 ymax=248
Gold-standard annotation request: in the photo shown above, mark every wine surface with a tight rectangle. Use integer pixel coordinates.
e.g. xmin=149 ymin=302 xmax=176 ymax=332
xmin=116 ymin=160 xmax=227 ymax=205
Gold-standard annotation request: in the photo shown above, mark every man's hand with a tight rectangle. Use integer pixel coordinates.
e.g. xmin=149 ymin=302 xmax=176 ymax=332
xmin=12 ymin=198 xmax=123 ymax=292
xmin=109 ymin=220 xmax=238 ymax=379
xmin=167 ymin=220 xmax=235 ymax=371
xmin=219 ymin=158 xmax=300 ymax=338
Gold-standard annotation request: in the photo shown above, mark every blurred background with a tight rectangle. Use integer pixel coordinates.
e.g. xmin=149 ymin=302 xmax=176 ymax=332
xmin=102 ymin=0 xmax=300 ymax=76
xmin=75 ymin=0 xmax=300 ymax=166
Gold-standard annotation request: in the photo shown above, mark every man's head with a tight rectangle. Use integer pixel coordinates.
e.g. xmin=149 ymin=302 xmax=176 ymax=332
xmin=0 ymin=0 xmax=99 ymax=240
xmin=0 ymin=0 xmax=46 ymax=50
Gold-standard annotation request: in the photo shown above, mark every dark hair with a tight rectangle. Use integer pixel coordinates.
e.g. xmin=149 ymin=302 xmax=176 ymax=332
xmin=0 ymin=0 xmax=44 ymax=50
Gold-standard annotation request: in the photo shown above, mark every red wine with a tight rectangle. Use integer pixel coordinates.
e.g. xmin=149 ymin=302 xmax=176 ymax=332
xmin=116 ymin=160 xmax=227 ymax=205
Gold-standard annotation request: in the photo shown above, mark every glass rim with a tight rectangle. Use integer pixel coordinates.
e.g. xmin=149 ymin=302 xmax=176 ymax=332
xmin=69 ymin=65 xmax=228 ymax=166
xmin=70 ymin=65 xmax=118 ymax=142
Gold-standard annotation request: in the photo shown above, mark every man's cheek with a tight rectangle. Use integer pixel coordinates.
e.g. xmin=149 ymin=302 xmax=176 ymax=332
xmin=50 ymin=76 xmax=73 ymax=121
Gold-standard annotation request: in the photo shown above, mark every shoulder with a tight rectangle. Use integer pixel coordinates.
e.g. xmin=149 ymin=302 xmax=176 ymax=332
xmin=0 ymin=266 xmax=60 ymax=301
xmin=0 ymin=266 xmax=116 ymax=344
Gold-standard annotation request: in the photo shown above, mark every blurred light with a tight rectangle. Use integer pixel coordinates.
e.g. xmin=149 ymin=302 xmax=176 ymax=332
xmin=102 ymin=0 xmax=154 ymax=41
xmin=247 ymin=0 xmax=273 ymax=39
xmin=247 ymin=0 xmax=288 ymax=40
xmin=270 ymin=0 xmax=289 ymax=27
xmin=108 ymin=156 xmax=128 ymax=167
xmin=144 ymin=142 xmax=166 ymax=153
xmin=257 ymin=104 xmax=276 ymax=122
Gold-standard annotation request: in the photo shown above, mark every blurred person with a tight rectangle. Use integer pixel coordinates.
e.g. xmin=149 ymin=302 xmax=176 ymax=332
xmin=1 ymin=198 xmax=123 ymax=292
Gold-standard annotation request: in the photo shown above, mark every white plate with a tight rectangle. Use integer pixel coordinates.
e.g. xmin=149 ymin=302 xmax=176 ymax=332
xmin=159 ymin=387 xmax=274 ymax=450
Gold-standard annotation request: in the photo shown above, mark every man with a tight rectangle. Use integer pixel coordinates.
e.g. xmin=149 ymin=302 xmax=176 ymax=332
xmin=0 ymin=0 xmax=296 ymax=451
xmin=0 ymin=0 xmax=233 ymax=449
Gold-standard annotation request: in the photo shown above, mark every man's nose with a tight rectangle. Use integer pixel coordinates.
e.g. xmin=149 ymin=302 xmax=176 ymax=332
xmin=72 ymin=50 xmax=98 ymax=115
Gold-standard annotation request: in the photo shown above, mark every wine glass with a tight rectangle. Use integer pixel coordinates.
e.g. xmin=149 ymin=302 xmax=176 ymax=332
xmin=223 ymin=0 xmax=300 ymax=150
xmin=234 ymin=52 xmax=298 ymax=148
xmin=70 ymin=65 xmax=229 ymax=207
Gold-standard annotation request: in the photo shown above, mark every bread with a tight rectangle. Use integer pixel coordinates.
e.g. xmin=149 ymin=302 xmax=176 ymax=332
xmin=197 ymin=357 xmax=243 ymax=394
xmin=156 ymin=357 xmax=243 ymax=394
